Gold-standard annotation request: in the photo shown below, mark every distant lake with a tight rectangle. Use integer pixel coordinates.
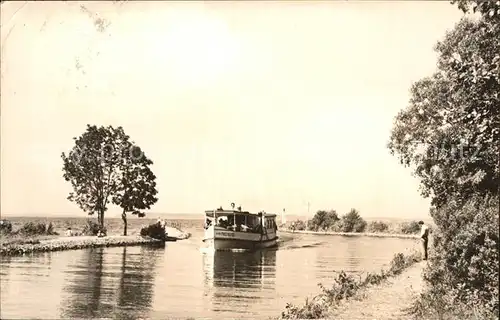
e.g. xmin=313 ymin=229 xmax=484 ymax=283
xmin=0 ymin=224 xmax=419 ymax=319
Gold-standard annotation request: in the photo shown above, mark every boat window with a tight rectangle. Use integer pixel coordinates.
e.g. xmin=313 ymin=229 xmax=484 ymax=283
xmin=210 ymin=213 xmax=273 ymax=233
xmin=235 ymin=215 xmax=245 ymax=225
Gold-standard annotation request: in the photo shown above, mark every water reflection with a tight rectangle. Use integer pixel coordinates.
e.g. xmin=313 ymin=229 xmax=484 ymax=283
xmin=0 ymin=255 xmax=12 ymax=290
xmin=1 ymin=233 xmax=420 ymax=319
xmin=60 ymin=246 xmax=160 ymax=319
xmin=114 ymin=246 xmax=159 ymax=320
xmin=344 ymin=237 xmax=362 ymax=271
xmin=204 ymin=249 xmax=277 ymax=289
xmin=203 ymin=249 xmax=277 ymax=316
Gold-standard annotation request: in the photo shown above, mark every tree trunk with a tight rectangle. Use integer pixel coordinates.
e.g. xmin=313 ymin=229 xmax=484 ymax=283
xmin=122 ymin=210 xmax=127 ymax=236
xmin=97 ymin=212 xmax=102 ymax=228
xmin=98 ymin=210 xmax=105 ymax=229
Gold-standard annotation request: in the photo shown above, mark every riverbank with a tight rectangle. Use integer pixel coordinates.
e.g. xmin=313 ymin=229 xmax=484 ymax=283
xmin=279 ymin=228 xmax=420 ymax=239
xmin=0 ymin=218 xmax=193 ymax=257
xmin=331 ymin=262 xmax=424 ymax=319
xmin=279 ymin=252 xmax=422 ymax=319
xmin=0 ymin=235 xmax=165 ymax=256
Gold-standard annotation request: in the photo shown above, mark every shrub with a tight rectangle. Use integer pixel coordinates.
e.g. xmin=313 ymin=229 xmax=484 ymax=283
xmin=308 ymin=210 xmax=340 ymax=231
xmin=0 ymin=220 xmax=12 ymax=235
xmin=338 ymin=209 xmax=366 ymax=233
xmin=367 ymin=221 xmax=389 ymax=233
xmin=400 ymin=220 xmax=420 ymax=234
xmin=412 ymin=195 xmax=499 ymax=318
xmin=81 ymin=220 xmax=106 ymax=236
xmin=140 ymin=222 xmax=166 ymax=241
xmin=16 ymin=222 xmax=58 ymax=236
xmin=289 ymin=220 xmax=307 ymax=231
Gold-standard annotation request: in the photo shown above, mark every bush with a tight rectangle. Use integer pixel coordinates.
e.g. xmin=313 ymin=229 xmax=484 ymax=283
xmin=400 ymin=220 xmax=421 ymax=234
xmin=412 ymin=195 xmax=499 ymax=318
xmin=367 ymin=221 xmax=389 ymax=233
xmin=308 ymin=210 xmax=340 ymax=231
xmin=0 ymin=220 xmax=12 ymax=235
xmin=140 ymin=222 xmax=166 ymax=241
xmin=289 ymin=220 xmax=307 ymax=231
xmin=338 ymin=209 xmax=366 ymax=233
xmin=16 ymin=222 xmax=58 ymax=236
xmin=81 ymin=220 xmax=106 ymax=236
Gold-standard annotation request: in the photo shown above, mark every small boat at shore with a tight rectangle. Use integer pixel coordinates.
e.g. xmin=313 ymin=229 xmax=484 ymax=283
xmin=202 ymin=205 xmax=279 ymax=250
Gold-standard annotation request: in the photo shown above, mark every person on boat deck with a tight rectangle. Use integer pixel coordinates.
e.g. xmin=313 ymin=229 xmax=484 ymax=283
xmin=241 ymin=224 xmax=250 ymax=232
xmin=65 ymin=228 xmax=73 ymax=237
xmin=419 ymin=221 xmax=430 ymax=260
xmin=216 ymin=217 xmax=226 ymax=228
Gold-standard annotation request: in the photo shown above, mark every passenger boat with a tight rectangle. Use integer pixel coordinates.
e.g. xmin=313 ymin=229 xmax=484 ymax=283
xmin=202 ymin=204 xmax=279 ymax=250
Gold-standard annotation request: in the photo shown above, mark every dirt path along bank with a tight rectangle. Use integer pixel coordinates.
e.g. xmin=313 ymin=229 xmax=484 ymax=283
xmin=331 ymin=261 xmax=425 ymax=320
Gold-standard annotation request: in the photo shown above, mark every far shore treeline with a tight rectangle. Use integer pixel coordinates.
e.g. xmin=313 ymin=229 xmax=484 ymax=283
xmin=283 ymin=209 xmax=424 ymax=235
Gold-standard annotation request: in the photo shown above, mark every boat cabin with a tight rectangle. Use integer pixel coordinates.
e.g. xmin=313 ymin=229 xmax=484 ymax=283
xmin=204 ymin=208 xmax=277 ymax=234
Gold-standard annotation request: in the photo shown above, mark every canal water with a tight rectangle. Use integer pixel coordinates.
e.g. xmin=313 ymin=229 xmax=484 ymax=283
xmin=0 ymin=230 xmax=419 ymax=319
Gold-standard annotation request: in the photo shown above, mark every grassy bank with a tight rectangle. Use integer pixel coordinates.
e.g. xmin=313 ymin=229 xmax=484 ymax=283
xmin=0 ymin=217 xmax=192 ymax=257
xmin=278 ymin=251 xmax=422 ymax=319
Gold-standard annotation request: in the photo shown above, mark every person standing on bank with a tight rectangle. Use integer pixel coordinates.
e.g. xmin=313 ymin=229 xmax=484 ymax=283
xmin=419 ymin=220 xmax=430 ymax=260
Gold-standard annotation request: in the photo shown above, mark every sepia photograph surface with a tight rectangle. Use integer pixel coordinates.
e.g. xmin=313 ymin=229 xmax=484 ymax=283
xmin=1 ymin=1 xmax=498 ymax=319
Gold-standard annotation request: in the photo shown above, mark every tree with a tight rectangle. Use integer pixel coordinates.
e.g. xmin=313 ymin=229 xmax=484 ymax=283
xmin=112 ymin=144 xmax=158 ymax=236
xmin=61 ymin=125 xmax=158 ymax=231
xmin=387 ymin=10 xmax=499 ymax=208
xmin=388 ymin=1 xmax=499 ymax=316
xmin=309 ymin=210 xmax=339 ymax=231
xmin=452 ymin=0 xmax=500 ymax=23
xmin=339 ymin=209 xmax=366 ymax=233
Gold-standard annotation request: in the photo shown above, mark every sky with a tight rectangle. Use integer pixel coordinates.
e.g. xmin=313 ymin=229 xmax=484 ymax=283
xmin=0 ymin=1 xmax=465 ymax=218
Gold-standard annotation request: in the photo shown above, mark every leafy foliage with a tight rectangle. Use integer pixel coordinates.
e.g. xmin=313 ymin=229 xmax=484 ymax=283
xmin=389 ymin=1 xmax=500 ymax=318
xmin=388 ymin=14 xmax=499 ymax=208
xmin=338 ymin=209 xmax=367 ymax=233
xmin=81 ymin=219 xmax=107 ymax=236
xmin=367 ymin=220 xmax=389 ymax=233
xmin=286 ymin=209 xmax=374 ymax=233
xmin=452 ymin=0 xmax=500 ymax=22
xmin=15 ymin=222 xmax=58 ymax=236
xmin=140 ymin=222 xmax=166 ymax=241
xmin=112 ymin=143 xmax=158 ymax=236
xmin=0 ymin=220 xmax=12 ymax=235
xmin=399 ymin=221 xmax=421 ymax=234
xmin=419 ymin=196 xmax=499 ymax=317
xmin=62 ymin=125 xmax=158 ymax=233
xmin=288 ymin=219 xmax=308 ymax=231
xmin=308 ymin=210 xmax=339 ymax=231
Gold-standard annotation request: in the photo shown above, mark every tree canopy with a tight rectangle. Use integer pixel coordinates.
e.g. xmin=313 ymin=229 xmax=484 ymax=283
xmin=388 ymin=5 xmax=499 ymax=207
xmin=61 ymin=125 xmax=158 ymax=233
xmin=388 ymin=1 xmax=499 ymax=316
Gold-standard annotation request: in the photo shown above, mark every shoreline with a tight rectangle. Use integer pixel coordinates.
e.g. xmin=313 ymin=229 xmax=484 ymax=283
xmin=330 ymin=261 xmax=424 ymax=319
xmin=279 ymin=228 xmax=419 ymax=239
xmin=0 ymin=235 xmax=168 ymax=257
xmin=279 ymin=252 xmax=422 ymax=319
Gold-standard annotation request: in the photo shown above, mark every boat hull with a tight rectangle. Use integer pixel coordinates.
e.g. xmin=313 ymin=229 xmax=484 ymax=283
xmin=203 ymin=237 xmax=278 ymax=250
xmin=203 ymin=227 xmax=278 ymax=250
